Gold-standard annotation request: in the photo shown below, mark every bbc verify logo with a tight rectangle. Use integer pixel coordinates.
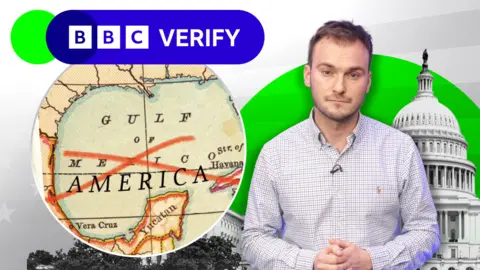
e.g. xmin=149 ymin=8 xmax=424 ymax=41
xmin=69 ymin=25 xmax=241 ymax=50
xmin=69 ymin=26 xmax=149 ymax=49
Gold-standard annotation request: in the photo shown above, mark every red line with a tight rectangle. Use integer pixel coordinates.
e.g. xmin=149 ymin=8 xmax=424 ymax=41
xmin=46 ymin=135 xmax=195 ymax=203
xmin=210 ymin=169 xmax=243 ymax=192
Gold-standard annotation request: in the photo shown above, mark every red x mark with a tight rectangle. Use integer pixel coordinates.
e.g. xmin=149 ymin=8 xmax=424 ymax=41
xmin=46 ymin=135 xmax=241 ymax=204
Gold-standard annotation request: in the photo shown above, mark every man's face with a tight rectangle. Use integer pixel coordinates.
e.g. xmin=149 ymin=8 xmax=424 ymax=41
xmin=304 ymin=37 xmax=371 ymax=122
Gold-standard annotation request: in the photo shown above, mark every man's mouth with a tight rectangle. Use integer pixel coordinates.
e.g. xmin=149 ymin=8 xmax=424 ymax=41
xmin=328 ymin=99 xmax=350 ymax=103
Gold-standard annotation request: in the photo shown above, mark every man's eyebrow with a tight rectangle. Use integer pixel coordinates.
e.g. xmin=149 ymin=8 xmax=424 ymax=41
xmin=315 ymin=63 xmax=366 ymax=73
xmin=316 ymin=63 xmax=335 ymax=69
xmin=346 ymin=66 xmax=366 ymax=73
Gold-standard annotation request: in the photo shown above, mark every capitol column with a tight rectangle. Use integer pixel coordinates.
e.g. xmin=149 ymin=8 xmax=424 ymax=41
xmin=470 ymin=171 xmax=473 ymax=192
xmin=459 ymin=169 xmax=462 ymax=189
xmin=459 ymin=211 xmax=462 ymax=241
xmin=441 ymin=211 xmax=445 ymax=241
xmin=437 ymin=211 xmax=443 ymax=239
xmin=443 ymin=166 xmax=450 ymax=187
xmin=443 ymin=166 xmax=447 ymax=187
xmin=465 ymin=210 xmax=469 ymax=241
xmin=448 ymin=166 xmax=455 ymax=186
xmin=460 ymin=169 xmax=463 ymax=189
xmin=452 ymin=166 xmax=456 ymax=187
xmin=445 ymin=211 xmax=449 ymax=242
xmin=465 ymin=170 xmax=468 ymax=190
xmin=468 ymin=171 xmax=471 ymax=192
xmin=434 ymin=166 xmax=438 ymax=187
xmin=453 ymin=168 xmax=459 ymax=188
xmin=472 ymin=172 xmax=475 ymax=192
xmin=467 ymin=171 xmax=470 ymax=191
xmin=437 ymin=211 xmax=441 ymax=240
xmin=456 ymin=168 xmax=459 ymax=188
xmin=473 ymin=173 xmax=476 ymax=193
xmin=458 ymin=169 xmax=461 ymax=189
xmin=445 ymin=166 xmax=452 ymax=187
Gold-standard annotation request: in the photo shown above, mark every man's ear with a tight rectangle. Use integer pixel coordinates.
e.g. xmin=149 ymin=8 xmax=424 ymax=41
xmin=366 ymin=71 xmax=372 ymax=94
xmin=304 ymin=64 xmax=311 ymax=87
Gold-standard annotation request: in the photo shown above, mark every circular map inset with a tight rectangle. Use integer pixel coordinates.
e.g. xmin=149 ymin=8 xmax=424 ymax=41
xmin=31 ymin=65 xmax=245 ymax=256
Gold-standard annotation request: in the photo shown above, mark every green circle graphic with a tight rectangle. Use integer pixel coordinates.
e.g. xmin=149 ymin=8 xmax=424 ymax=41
xmin=11 ymin=10 xmax=55 ymax=64
xmin=230 ymin=54 xmax=480 ymax=215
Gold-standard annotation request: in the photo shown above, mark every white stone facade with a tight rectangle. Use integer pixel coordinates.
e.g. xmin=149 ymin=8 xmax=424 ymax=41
xmin=393 ymin=51 xmax=480 ymax=270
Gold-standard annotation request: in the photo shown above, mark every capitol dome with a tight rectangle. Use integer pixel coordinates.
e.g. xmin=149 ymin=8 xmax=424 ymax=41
xmin=394 ymin=98 xmax=460 ymax=134
xmin=393 ymin=52 xmax=464 ymax=142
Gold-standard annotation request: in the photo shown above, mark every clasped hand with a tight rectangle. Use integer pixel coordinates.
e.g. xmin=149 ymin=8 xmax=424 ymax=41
xmin=313 ymin=239 xmax=373 ymax=270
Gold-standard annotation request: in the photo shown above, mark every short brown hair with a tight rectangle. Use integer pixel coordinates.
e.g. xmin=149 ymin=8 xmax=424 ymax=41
xmin=307 ymin=20 xmax=373 ymax=67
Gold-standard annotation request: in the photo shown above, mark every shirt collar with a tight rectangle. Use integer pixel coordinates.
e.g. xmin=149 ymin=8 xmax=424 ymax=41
xmin=307 ymin=108 xmax=367 ymax=149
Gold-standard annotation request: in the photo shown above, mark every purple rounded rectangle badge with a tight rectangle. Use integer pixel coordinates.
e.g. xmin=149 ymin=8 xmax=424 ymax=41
xmin=46 ymin=10 xmax=265 ymax=64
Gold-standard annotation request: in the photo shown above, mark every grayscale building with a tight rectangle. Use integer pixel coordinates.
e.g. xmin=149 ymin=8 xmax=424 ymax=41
xmin=393 ymin=50 xmax=480 ymax=270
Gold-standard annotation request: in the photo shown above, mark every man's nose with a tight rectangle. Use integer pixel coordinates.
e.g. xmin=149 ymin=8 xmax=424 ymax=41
xmin=332 ymin=75 xmax=346 ymax=94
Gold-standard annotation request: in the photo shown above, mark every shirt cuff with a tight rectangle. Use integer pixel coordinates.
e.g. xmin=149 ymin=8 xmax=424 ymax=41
xmin=363 ymin=246 xmax=391 ymax=270
xmin=295 ymin=249 xmax=317 ymax=270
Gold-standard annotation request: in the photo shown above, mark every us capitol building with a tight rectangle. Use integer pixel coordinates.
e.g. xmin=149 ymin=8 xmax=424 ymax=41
xmin=393 ymin=50 xmax=480 ymax=270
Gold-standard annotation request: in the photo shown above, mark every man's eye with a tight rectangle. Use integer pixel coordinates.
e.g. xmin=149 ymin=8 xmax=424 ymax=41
xmin=350 ymin=73 xmax=359 ymax=78
xmin=322 ymin=70 xmax=331 ymax=75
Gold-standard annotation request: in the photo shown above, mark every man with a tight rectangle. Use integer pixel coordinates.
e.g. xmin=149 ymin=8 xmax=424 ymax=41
xmin=240 ymin=20 xmax=440 ymax=270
